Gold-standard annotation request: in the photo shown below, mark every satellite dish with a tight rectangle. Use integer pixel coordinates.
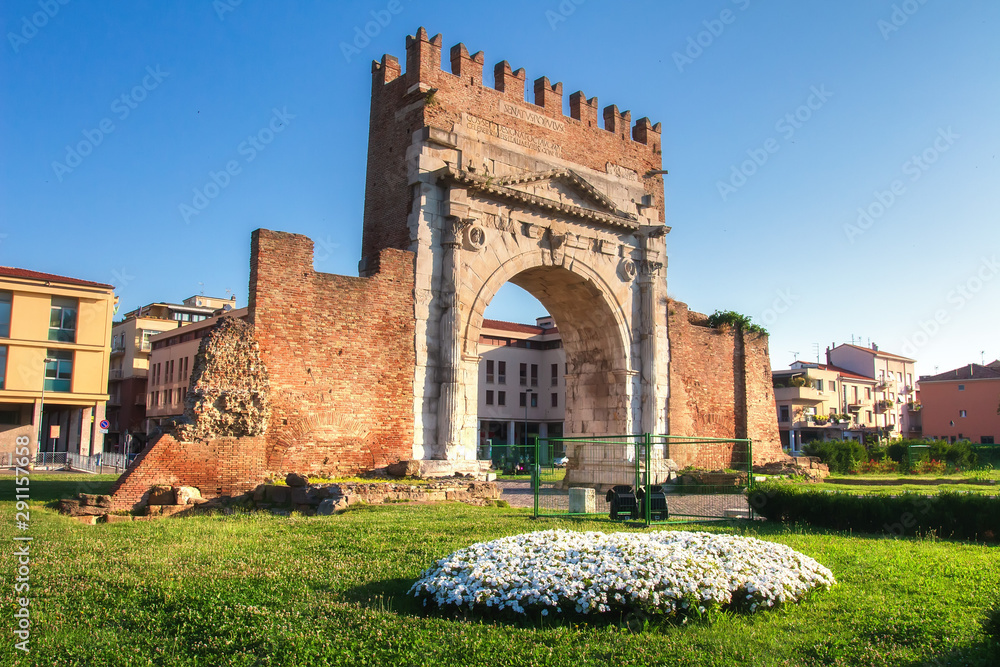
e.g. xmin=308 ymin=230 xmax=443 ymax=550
xmin=223 ymin=304 xmax=232 ymax=312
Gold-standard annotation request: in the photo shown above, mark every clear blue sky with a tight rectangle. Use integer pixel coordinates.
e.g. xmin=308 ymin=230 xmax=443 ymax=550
xmin=2 ymin=1 xmax=998 ymax=377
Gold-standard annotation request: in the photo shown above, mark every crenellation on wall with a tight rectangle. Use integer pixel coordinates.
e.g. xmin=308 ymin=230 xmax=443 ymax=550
xmin=449 ymin=43 xmax=484 ymax=84
xmin=493 ymin=60 xmax=526 ymax=97
xmin=533 ymin=77 xmax=564 ymax=114
xmin=603 ymin=105 xmax=631 ymax=139
xmin=569 ymin=91 xmax=599 ymax=126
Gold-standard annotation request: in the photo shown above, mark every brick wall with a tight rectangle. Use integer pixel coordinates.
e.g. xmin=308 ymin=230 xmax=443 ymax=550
xmin=108 ymin=434 xmax=267 ymax=510
xmin=249 ymin=229 xmax=416 ymax=476
xmin=667 ymin=299 xmax=784 ymax=465
xmin=109 ymin=229 xmax=417 ymax=508
xmin=361 ymin=28 xmax=665 ymax=272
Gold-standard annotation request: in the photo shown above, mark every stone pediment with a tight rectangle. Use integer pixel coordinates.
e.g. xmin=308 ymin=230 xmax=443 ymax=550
xmin=440 ymin=167 xmax=639 ymax=230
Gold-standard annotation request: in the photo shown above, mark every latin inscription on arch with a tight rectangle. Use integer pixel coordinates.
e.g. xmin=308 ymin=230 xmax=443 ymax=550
xmin=463 ymin=113 xmax=562 ymax=157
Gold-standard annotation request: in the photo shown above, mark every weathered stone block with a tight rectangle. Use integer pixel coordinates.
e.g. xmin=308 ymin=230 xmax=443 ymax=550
xmin=316 ymin=498 xmax=339 ymax=515
xmin=291 ymin=487 xmax=320 ymax=505
xmin=147 ymin=485 xmax=175 ymax=505
xmin=146 ymin=505 xmax=188 ymax=517
xmin=265 ymin=485 xmax=290 ymax=504
xmin=76 ymin=515 xmax=98 ymax=525
xmin=568 ymin=487 xmax=596 ymax=514
xmin=385 ymin=460 xmax=422 ymax=478
xmin=174 ymin=486 xmax=202 ymax=506
xmin=59 ymin=499 xmax=81 ymax=514
xmin=79 ymin=494 xmax=112 ymax=507
xmin=286 ymin=473 xmax=308 ymax=487
xmin=103 ymin=514 xmax=133 ymax=524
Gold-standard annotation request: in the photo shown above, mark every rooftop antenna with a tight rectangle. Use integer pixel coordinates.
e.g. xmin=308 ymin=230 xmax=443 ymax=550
xmin=812 ymin=343 xmax=821 ymax=363
xmin=198 ymin=281 xmax=205 ymax=296
xmin=981 ymin=350 xmax=986 ymax=365
xmin=789 ymin=350 xmax=799 ymax=363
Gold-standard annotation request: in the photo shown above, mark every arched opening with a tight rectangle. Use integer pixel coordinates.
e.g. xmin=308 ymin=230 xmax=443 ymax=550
xmin=464 ymin=259 xmax=633 ymax=457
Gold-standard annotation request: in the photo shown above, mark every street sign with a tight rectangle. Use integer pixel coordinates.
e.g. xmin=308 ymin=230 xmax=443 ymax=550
xmin=99 ymin=419 xmax=110 ymax=429
xmin=50 ymin=425 xmax=60 ymax=439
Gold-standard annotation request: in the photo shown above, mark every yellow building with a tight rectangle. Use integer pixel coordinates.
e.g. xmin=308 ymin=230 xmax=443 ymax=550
xmin=0 ymin=266 xmax=115 ymax=459
xmin=772 ymin=361 xmax=877 ymax=453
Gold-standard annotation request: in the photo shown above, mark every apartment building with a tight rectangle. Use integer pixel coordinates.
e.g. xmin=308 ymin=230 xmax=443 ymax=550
xmin=827 ymin=343 xmax=919 ymax=440
xmin=107 ymin=294 xmax=236 ymax=452
xmin=477 ymin=317 xmax=565 ymax=459
xmin=145 ymin=307 xmax=248 ymax=432
xmin=772 ymin=361 xmax=877 ymax=452
xmin=918 ymin=361 xmax=1000 ymax=444
xmin=0 ymin=266 xmax=115 ymax=457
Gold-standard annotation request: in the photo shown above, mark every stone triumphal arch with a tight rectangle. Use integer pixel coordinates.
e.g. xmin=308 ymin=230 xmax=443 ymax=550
xmin=360 ymin=29 xmax=672 ymax=466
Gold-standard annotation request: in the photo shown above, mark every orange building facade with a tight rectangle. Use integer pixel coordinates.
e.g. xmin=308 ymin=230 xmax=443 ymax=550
xmin=919 ymin=361 xmax=1000 ymax=444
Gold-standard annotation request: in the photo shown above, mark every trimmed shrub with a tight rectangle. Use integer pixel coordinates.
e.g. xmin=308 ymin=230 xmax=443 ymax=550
xmin=886 ymin=442 xmax=907 ymax=464
xmin=749 ymin=482 xmax=1000 ymax=542
xmin=802 ymin=440 xmax=865 ymax=474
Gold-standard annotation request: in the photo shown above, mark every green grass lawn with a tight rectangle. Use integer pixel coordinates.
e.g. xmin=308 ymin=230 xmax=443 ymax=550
xmin=1 ymin=474 xmax=997 ymax=666
xmin=827 ymin=471 xmax=1000 ymax=482
xmin=772 ymin=472 xmax=1000 ymax=495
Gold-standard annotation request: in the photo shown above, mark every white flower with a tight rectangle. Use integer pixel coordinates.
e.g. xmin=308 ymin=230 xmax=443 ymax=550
xmin=409 ymin=530 xmax=835 ymax=619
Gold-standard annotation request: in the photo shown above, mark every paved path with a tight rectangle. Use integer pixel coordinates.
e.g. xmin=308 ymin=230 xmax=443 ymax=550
xmin=498 ymin=480 xmax=750 ymax=518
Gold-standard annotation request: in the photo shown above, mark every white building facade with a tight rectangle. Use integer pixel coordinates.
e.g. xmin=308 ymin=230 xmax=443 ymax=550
xmin=477 ymin=317 xmax=565 ymax=460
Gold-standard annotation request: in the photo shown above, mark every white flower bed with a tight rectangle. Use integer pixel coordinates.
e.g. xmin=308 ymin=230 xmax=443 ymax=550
xmin=410 ymin=530 xmax=835 ymax=618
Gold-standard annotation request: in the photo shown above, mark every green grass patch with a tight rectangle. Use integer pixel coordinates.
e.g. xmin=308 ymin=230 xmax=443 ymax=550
xmin=310 ymin=476 xmax=432 ymax=486
xmin=1 ymin=474 xmax=997 ymax=665
xmin=496 ymin=468 xmax=566 ymax=482
xmin=816 ymin=483 xmax=999 ymax=495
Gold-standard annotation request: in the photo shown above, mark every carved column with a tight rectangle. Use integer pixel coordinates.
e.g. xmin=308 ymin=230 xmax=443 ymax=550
xmin=637 ymin=259 xmax=663 ymax=435
xmin=437 ymin=211 xmax=470 ymax=460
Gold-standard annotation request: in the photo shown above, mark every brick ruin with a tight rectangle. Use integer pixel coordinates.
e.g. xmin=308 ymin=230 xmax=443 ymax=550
xmin=109 ymin=28 xmax=784 ymax=510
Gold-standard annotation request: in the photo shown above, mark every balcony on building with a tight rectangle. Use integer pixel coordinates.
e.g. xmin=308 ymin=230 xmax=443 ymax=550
xmin=774 ymin=385 xmax=825 ymax=403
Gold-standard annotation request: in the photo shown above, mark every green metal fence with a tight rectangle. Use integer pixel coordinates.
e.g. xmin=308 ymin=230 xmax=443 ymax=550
xmin=522 ymin=434 xmax=753 ymax=526
xmin=907 ymin=444 xmax=931 ymax=472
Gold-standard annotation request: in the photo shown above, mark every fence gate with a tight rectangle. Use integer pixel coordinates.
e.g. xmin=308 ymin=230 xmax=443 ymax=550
xmin=526 ymin=434 xmax=753 ymax=525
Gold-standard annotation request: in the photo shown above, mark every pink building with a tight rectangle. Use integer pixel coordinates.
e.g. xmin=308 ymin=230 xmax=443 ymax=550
xmin=918 ymin=361 xmax=1000 ymax=444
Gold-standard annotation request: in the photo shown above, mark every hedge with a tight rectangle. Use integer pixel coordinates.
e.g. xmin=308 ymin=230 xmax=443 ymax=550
xmin=749 ymin=482 xmax=1000 ymax=542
